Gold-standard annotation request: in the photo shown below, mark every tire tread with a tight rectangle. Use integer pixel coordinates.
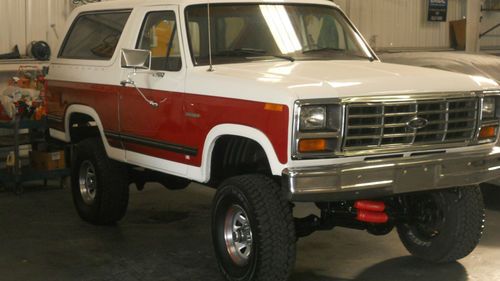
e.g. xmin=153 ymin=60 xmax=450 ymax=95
xmin=215 ymin=175 xmax=296 ymax=281
xmin=72 ymin=138 xmax=129 ymax=225
xmin=398 ymin=186 xmax=485 ymax=263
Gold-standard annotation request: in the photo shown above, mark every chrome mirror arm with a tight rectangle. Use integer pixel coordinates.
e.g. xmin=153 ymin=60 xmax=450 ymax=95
xmin=120 ymin=69 xmax=137 ymax=86
xmin=120 ymin=68 xmax=162 ymax=109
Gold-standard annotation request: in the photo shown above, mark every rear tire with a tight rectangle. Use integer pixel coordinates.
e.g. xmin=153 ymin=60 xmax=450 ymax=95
xmin=212 ymin=175 xmax=296 ymax=281
xmin=397 ymin=186 xmax=485 ymax=263
xmin=71 ymin=138 xmax=129 ymax=225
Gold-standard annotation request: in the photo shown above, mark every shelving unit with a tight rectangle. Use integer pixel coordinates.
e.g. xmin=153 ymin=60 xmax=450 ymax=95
xmin=0 ymin=116 xmax=70 ymax=194
xmin=0 ymin=59 xmax=48 ymax=72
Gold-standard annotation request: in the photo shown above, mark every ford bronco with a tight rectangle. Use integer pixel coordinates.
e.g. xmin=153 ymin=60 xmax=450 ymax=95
xmin=46 ymin=0 xmax=500 ymax=280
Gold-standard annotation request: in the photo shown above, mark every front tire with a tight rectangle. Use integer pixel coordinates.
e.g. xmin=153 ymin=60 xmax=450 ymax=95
xmin=212 ymin=175 xmax=296 ymax=281
xmin=71 ymin=138 xmax=129 ymax=225
xmin=397 ymin=186 xmax=485 ymax=263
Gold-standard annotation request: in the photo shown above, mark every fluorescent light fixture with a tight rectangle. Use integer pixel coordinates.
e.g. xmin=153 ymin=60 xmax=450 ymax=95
xmin=260 ymin=5 xmax=302 ymax=54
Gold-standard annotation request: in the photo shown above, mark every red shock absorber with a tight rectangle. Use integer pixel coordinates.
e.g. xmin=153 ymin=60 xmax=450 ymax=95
xmin=354 ymin=200 xmax=386 ymax=212
xmin=354 ymin=200 xmax=389 ymax=224
xmin=356 ymin=210 xmax=389 ymax=224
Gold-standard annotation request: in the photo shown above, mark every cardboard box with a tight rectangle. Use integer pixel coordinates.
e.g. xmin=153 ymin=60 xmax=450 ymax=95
xmin=30 ymin=150 xmax=65 ymax=171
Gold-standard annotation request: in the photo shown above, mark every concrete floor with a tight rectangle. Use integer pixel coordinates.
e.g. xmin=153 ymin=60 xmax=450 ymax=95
xmin=0 ymin=183 xmax=499 ymax=281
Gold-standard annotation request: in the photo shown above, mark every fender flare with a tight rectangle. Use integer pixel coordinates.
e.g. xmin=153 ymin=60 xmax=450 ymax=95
xmin=57 ymin=104 xmax=125 ymax=161
xmin=196 ymin=124 xmax=287 ymax=182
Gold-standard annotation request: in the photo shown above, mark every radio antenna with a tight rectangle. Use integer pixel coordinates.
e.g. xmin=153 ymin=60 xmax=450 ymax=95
xmin=207 ymin=0 xmax=214 ymax=72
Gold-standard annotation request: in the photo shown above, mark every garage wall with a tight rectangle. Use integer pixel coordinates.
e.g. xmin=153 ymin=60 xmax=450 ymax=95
xmin=335 ymin=0 xmax=499 ymax=51
xmin=0 ymin=0 xmax=27 ymax=55
xmin=0 ymin=0 xmax=71 ymax=56
xmin=336 ymin=0 xmax=466 ymax=50
xmin=0 ymin=0 xmax=498 ymax=55
xmin=481 ymin=11 xmax=500 ymax=49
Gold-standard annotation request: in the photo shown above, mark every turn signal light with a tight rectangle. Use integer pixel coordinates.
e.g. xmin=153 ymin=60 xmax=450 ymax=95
xmin=299 ymin=139 xmax=327 ymax=153
xmin=479 ymin=125 xmax=498 ymax=140
xmin=264 ymin=103 xmax=284 ymax=112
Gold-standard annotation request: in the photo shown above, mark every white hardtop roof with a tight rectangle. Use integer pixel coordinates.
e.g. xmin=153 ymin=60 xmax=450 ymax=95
xmin=75 ymin=0 xmax=338 ymax=12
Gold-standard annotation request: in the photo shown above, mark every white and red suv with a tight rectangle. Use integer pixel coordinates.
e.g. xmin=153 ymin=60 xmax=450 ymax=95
xmin=46 ymin=0 xmax=500 ymax=280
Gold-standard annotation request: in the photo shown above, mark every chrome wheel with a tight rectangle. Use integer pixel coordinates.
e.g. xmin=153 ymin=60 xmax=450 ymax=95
xmin=79 ymin=160 xmax=97 ymax=205
xmin=223 ymin=204 xmax=253 ymax=266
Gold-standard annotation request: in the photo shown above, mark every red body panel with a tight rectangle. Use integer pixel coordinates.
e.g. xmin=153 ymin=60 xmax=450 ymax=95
xmin=47 ymin=81 xmax=121 ymax=134
xmin=183 ymin=93 xmax=289 ymax=165
xmin=119 ymin=86 xmax=188 ymax=164
xmin=46 ymin=81 xmax=289 ymax=167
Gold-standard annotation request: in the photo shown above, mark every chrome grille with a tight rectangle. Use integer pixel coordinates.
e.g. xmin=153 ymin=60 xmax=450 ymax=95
xmin=344 ymin=98 xmax=479 ymax=150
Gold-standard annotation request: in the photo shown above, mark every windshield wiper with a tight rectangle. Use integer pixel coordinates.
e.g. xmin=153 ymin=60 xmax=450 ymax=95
xmin=303 ymin=47 xmax=375 ymax=62
xmin=302 ymin=47 xmax=344 ymax=54
xmin=214 ymin=48 xmax=295 ymax=62
xmin=349 ymin=53 xmax=376 ymax=62
xmin=271 ymin=54 xmax=295 ymax=62
xmin=215 ymin=48 xmax=266 ymax=56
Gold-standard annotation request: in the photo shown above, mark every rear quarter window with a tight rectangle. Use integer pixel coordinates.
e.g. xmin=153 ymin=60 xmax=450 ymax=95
xmin=59 ymin=10 xmax=131 ymax=60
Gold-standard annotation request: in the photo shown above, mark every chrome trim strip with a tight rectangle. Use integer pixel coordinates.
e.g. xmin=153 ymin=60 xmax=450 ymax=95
xmin=340 ymin=91 xmax=478 ymax=103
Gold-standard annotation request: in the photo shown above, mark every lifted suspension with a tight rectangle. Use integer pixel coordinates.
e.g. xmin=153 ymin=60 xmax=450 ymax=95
xmin=295 ymin=199 xmax=399 ymax=238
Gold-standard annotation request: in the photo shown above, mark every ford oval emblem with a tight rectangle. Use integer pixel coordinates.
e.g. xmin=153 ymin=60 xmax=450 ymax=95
xmin=407 ymin=117 xmax=429 ymax=130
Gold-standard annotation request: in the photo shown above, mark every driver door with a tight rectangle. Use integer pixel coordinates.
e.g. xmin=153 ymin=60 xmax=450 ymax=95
xmin=119 ymin=6 xmax=189 ymax=174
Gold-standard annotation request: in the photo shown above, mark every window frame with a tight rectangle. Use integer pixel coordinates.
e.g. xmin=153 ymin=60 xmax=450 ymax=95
xmin=183 ymin=3 xmax=376 ymax=66
xmin=58 ymin=9 xmax=132 ymax=60
xmin=135 ymin=10 xmax=183 ymax=72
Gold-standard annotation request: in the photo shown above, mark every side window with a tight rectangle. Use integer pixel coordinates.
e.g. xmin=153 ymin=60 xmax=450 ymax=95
xmin=59 ymin=11 xmax=131 ymax=60
xmin=137 ymin=11 xmax=182 ymax=72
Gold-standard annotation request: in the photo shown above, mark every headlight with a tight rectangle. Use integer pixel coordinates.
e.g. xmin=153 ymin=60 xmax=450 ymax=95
xmin=482 ymin=97 xmax=496 ymax=119
xmin=299 ymin=106 xmax=327 ymax=131
xmin=293 ymin=101 xmax=342 ymax=159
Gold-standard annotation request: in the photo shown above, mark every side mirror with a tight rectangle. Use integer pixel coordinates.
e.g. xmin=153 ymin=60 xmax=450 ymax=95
xmin=121 ymin=48 xmax=151 ymax=71
xmin=120 ymin=49 xmax=151 ymax=86
xmin=119 ymin=48 xmax=161 ymax=109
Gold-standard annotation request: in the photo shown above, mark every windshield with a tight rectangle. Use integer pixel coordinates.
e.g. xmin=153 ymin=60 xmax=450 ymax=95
xmin=185 ymin=4 xmax=374 ymax=66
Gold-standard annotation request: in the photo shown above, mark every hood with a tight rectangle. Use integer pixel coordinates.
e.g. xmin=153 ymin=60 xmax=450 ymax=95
xmin=186 ymin=60 xmax=499 ymax=104
xmin=379 ymin=51 xmax=500 ymax=83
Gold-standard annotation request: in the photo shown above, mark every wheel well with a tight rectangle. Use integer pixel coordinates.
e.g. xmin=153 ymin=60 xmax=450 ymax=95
xmin=68 ymin=113 xmax=100 ymax=143
xmin=209 ymin=136 xmax=272 ymax=187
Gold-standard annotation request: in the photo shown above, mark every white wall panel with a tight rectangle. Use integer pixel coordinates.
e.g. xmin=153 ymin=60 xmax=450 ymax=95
xmin=25 ymin=0 xmax=71 ymax=55
xmin=345 ymin=0 xmax=466 ymax=50
xmin=0 ymin=0 xmax=70 ymax=56
xmin=481 ymin=11 xmax=500 ymax=49
xmin=0 ymin=0 xmax=27 ymax=54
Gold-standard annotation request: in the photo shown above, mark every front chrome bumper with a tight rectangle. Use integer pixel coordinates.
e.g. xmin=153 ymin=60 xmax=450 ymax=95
xmin=283 ymin=147 xmax=500 ymax=202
